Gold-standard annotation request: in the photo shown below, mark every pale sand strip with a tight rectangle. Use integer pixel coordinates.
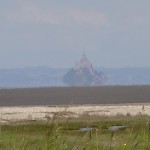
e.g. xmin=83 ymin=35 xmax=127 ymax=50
xmin=0 ymin=104 xmax=149 ymax=123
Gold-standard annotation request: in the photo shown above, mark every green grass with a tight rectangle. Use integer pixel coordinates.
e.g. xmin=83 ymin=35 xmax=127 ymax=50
xmin=0 ymin=115 xmax=150 ymax=150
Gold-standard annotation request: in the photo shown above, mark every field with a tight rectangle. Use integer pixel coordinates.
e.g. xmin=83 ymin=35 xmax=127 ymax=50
xmin=0 ymin=86 xmax=150 ymax=149
xmin=0 ymin=114 xmax=150 ymax=150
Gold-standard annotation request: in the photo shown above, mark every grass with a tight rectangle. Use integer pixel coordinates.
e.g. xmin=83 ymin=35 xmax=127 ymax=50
xmin=0 ymin=114 xmax=150 ymax=150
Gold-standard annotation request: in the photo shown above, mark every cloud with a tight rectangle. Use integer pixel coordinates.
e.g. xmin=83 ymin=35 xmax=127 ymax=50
xmin=4 ymin=5 xmax=59 ymax=25
xmin=133 ymin=16 xmax=150 ymax=25
xmin=68 ymin=9 xmax=107 ymax=26
xmin=2 ymin=2 xmax=108 ymax=27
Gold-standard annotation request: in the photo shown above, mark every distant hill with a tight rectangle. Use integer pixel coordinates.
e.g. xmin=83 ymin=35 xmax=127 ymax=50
xmin=0 ymin=66 xmax=150 ymax=88
xmin=99 ymin=67 xmax=150 ymax=85
xmin=63 ymin=54 xmax=106 ymax=86
xmin=0 ymin=67 xmax=67 ymax=88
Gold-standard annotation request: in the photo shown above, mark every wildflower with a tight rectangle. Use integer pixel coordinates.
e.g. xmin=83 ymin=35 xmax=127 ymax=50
xmin=96 ymin=129 xmax=99 ymax=132
xmin=123 ymin=143 xmax=127 ymax=150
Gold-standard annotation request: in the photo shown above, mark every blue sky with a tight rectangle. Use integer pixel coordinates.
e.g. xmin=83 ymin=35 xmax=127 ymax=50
xmin=0 ymin=0 xmax=150 ymax=68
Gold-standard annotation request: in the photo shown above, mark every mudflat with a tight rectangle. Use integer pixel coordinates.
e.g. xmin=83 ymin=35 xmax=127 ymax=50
xmin=0 ymin=85 xmax=150 ymax=106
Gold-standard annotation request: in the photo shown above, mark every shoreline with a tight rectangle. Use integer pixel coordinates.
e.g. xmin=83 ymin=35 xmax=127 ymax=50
xmin=0 ymin=103 xmax=149 ymax=123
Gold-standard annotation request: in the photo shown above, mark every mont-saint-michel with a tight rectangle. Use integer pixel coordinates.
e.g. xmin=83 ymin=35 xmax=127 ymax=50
xmin=63 ymin=54 xmax=106 ymax=86
xmin=0 ymin=55 xmax=150 ymax=87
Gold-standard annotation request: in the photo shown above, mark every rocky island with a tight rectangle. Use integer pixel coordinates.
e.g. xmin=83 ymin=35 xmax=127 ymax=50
xmin=63 ymin=54 xmax=106 ymax=86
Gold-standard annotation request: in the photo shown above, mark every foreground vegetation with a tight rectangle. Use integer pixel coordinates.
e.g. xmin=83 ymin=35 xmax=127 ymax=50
xmin=0 ymin=114 xmax=150 ymax=150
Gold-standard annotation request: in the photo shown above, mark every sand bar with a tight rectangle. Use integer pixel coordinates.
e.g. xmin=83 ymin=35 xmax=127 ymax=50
xmin=0 ymin=104 xmax=149 ymax=123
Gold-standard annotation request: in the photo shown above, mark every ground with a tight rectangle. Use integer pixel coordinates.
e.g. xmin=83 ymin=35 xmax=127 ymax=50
xmin=0 ymin=104 xmax=149 ymax=123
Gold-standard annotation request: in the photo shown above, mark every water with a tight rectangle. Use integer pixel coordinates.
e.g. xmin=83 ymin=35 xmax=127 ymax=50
xmin=108 ymin=125 xmax=128 ymax=131
xmin=79 ymin=127 xmax=97 ymax=131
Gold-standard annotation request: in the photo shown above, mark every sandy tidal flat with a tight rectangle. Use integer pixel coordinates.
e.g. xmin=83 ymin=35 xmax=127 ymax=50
xmin=0 ymin=104 xmax=150 ymax=123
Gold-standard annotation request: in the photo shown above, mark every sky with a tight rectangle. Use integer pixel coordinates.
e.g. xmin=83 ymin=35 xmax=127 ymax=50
xmin=0 ymin=0 xmax=150 ymax=69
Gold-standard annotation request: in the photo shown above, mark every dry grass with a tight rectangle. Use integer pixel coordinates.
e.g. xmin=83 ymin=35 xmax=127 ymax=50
xmin=0 ymin=114 xmax=150 ymax=150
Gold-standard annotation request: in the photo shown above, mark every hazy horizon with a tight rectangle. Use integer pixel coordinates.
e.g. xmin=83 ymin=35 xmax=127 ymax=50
xmin=1 ymin=1 xmax=150 ymax=69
